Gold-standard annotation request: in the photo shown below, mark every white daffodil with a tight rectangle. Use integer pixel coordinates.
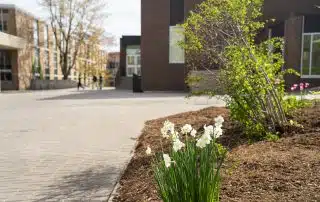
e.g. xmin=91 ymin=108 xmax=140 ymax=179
xmin=146 ymin=146 xmax=152 ymax=155
xmin=213 ymin=126 xmax=223 ymax=138
xmin=204 ymin=125 xmax=214 ymax=136
xmin=190 ymin=129 xmax=197 ymax=137
xmin=173 ymin=138 xmax=185 ymax=152
xmin=161 ymin=120 xmax=175 ymax=139
xmin=181 ymin=124 xmax=193 ymax=135
xmin=171 ymin=131 xmax=179 ymax=141
xmin=214 ymin=115 xmax=224 ymax=127
xmin=196 ymin=137 xmax=207 ymax=149
xmin=196 ymin=133 xmax=212 ymax=149
xmin=163 ymin=154 xmax=172 ymax=168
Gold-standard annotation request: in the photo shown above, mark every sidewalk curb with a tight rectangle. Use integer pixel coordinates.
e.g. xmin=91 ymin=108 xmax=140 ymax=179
xmin=107 ymin=136 xmax=141 ymax=202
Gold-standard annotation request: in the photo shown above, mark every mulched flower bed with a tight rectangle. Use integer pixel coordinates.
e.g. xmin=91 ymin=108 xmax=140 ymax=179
xmin=113 ymin=106 xmax=320 ymax=202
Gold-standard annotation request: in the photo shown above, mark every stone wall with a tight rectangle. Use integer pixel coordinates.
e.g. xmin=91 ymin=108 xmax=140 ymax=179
xmin=188 ymin=70 xmax=224 ymax=94
xmin=30 ymin=79 xmax=77 ymax=90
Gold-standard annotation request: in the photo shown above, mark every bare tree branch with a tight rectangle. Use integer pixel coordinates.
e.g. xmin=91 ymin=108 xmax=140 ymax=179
xmin=39 ymin=0 xmax=107 ymax=79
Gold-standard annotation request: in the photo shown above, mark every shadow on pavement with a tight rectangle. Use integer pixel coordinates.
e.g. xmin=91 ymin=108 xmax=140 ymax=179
xmin=38 ymin=89 xmax=187 ymax=101
xmin=34 ymin=165 xmax=119 ymax=201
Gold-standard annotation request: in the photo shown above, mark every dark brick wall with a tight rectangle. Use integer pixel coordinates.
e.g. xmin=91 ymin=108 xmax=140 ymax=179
xmin=284 ymin=16 xmax=304 ymax=88
xmin=141 ymin=0 xmax=204 ymax=91
xmin=263 ymin=0 xmax=320 ymax=21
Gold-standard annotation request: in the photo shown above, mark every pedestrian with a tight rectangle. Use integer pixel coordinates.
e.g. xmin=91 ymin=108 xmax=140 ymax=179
xmin=77 ymin=75 xmax=85 ymax=90
xmin=92 ymin=75 xmax=97 ymax=89
xmin=99 ymin=75 xmax=103 ymax=90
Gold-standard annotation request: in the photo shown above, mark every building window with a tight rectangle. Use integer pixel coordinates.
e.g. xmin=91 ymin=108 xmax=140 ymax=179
xmin=0 ymin=9 xmax=9 ymax=33
xmin=34 ymin=48 xmax=40 ymax=69
xmin=127 ymin=56 xmax=135 ymax=65
xmin=137 ymin=56 xmax=141 ymax=65
xmin=53 ymin=32 xmax=57 ymax=50
xmin=53 ymin=52 xmax=58 ymax=80
xmin=301 ymin=33 xmax=320 ymax=76
xmin=60 ymin=32 xmax=65 ymax=50
xmin=73 ymin=69 xmax=77 ymax=80
xmin=126 ymin=46 xmax=141 ymax=77
xmin=169 ymin=25 xmax=185 ymax=64
xmin=0 ymin=21 xmax=7 ymax=32
xmin=68 ymin=56 xmax=72 ymax=69
xmin=0 ymin=51 xmax=12 ymax=81
xmin=44 ymin=25 xmax=49 ymax=48
xmin=45 ymin=50 xmax=50 ymax=80
xmin=127 ymin=67 xmax=134 ymax=76
xmin=33 ymin=20 xmax=39 ymax=47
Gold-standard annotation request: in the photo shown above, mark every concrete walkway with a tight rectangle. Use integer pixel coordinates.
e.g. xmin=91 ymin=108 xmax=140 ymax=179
xmin=0 ymin=88 xmax=225 ymax=201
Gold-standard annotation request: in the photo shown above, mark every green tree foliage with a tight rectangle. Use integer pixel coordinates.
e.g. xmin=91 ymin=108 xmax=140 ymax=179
xmin=182 ymin=0 xmax=295 ymax=138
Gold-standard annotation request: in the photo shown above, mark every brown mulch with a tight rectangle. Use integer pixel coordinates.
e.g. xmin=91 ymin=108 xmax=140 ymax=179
xmin=113 ymin=107 xmax=320 ymax=202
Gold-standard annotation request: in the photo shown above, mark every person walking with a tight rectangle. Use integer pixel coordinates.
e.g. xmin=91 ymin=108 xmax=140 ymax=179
xmin=92 ymin=75 xmax=97 ymax=89
xmin=77 ymin=75 xmax=85 ymax=90
xmin=99 ymin=75 xmax=103 ymax=90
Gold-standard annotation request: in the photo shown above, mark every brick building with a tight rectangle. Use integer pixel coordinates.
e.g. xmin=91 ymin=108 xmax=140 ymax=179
xmin=132 ymin=0 xmax=320 ymax=92
xmin=107 ymin=52 xmax=120 ymax=86
xmin=0 ymin=4 xmax=107 ymax=91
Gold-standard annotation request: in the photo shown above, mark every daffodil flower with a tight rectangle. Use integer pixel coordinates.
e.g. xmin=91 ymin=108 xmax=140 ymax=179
xmin=163 ymin=154 xmax=172 ymax=168
xmin=190 ymin=129 xmax=197 ymax=137
xmin=173 ymin=138 xmax=185 ymax=152
xmin=204 ymin=125 xmax=214 ymax=136
xmin=181 ymin=124 xmax=193 ymax=135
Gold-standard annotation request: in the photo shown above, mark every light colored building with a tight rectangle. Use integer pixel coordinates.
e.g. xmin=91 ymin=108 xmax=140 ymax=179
xmin=107 ymin=52 xmax=120 ymax=86
xmin=0 ymin=4 xmax=107 ymax=90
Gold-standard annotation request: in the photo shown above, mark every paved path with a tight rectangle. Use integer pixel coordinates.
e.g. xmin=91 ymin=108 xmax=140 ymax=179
xmin=0 ymin=88 xmax=225 ymax=201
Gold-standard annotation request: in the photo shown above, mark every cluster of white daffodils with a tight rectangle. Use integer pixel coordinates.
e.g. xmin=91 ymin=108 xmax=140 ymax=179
xmin=196 ymin=115 xmax=224 ymax=148
xmin=196 ymin=125 xmax=213 ymax=148
xmin=146 ymin=116 xmax=224 ymax=168
xmin=173 ymin=138 xmax=185 ymax=152
xmin=161 ymin=120 xmax=175 ymax=139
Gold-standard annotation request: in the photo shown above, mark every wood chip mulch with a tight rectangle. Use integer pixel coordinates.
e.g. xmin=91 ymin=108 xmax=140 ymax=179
xmin=113 ymin=107 xmax=320 ymax=202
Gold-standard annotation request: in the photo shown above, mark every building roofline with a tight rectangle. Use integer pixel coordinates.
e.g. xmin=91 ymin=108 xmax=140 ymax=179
xmin=0 ymin=3 xmax=43 ymax=22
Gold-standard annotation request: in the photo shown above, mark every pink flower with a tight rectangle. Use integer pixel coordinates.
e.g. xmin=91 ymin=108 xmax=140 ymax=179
xmin=293 ymin=84 xmax=298 ymax=88
xmin=300 ymin=85 xmax=304 ymax=91
xmin=291 ymin=87 xmax=295 ymax=91
xmin=300 ymin=83 xmax=304 ymax=86
xmin=305 ymin=83 xmax=310 ymax=88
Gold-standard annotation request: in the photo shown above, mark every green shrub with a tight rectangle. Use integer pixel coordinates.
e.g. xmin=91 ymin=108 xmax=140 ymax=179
xmin=32 ymin=59 xmax=43 ymax=80
xmin=38 ymin=63 xmax=44 ymax=80
xmin=151 ymin=117 xmax=227 ymax=202
xmin=181 ymin=0 xmax=295 ymax=139
xmin=283 ymin=96 xmax=312 ymax=114
xmin=265 ymin=132 xmax=280 ymax=142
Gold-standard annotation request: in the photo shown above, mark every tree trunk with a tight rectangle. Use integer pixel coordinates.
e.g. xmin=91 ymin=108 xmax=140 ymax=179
xmin=62 ymin=54 xmax=69 ymax=80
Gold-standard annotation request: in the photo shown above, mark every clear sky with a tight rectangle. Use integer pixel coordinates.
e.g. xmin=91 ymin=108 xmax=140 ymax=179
xmin=0 ymin=0 xmax=141 ymax=52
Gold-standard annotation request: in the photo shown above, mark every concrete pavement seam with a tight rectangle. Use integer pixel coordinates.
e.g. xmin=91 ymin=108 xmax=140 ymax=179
xmin=107 ymin=136 xmax=141 ymax=202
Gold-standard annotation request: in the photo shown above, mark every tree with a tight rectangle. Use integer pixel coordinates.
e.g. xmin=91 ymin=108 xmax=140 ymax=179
xmin=182 ymin=0 xmax=295 ymax=138
xmin=78 ymin=28 xmax=111 ymax=85
xmin=39 ymin=0 xmax=107 ymax=80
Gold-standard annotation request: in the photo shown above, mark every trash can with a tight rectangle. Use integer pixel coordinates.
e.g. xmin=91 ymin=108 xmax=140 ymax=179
xmin=132 ymin=74 xmax=143 ymax=93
